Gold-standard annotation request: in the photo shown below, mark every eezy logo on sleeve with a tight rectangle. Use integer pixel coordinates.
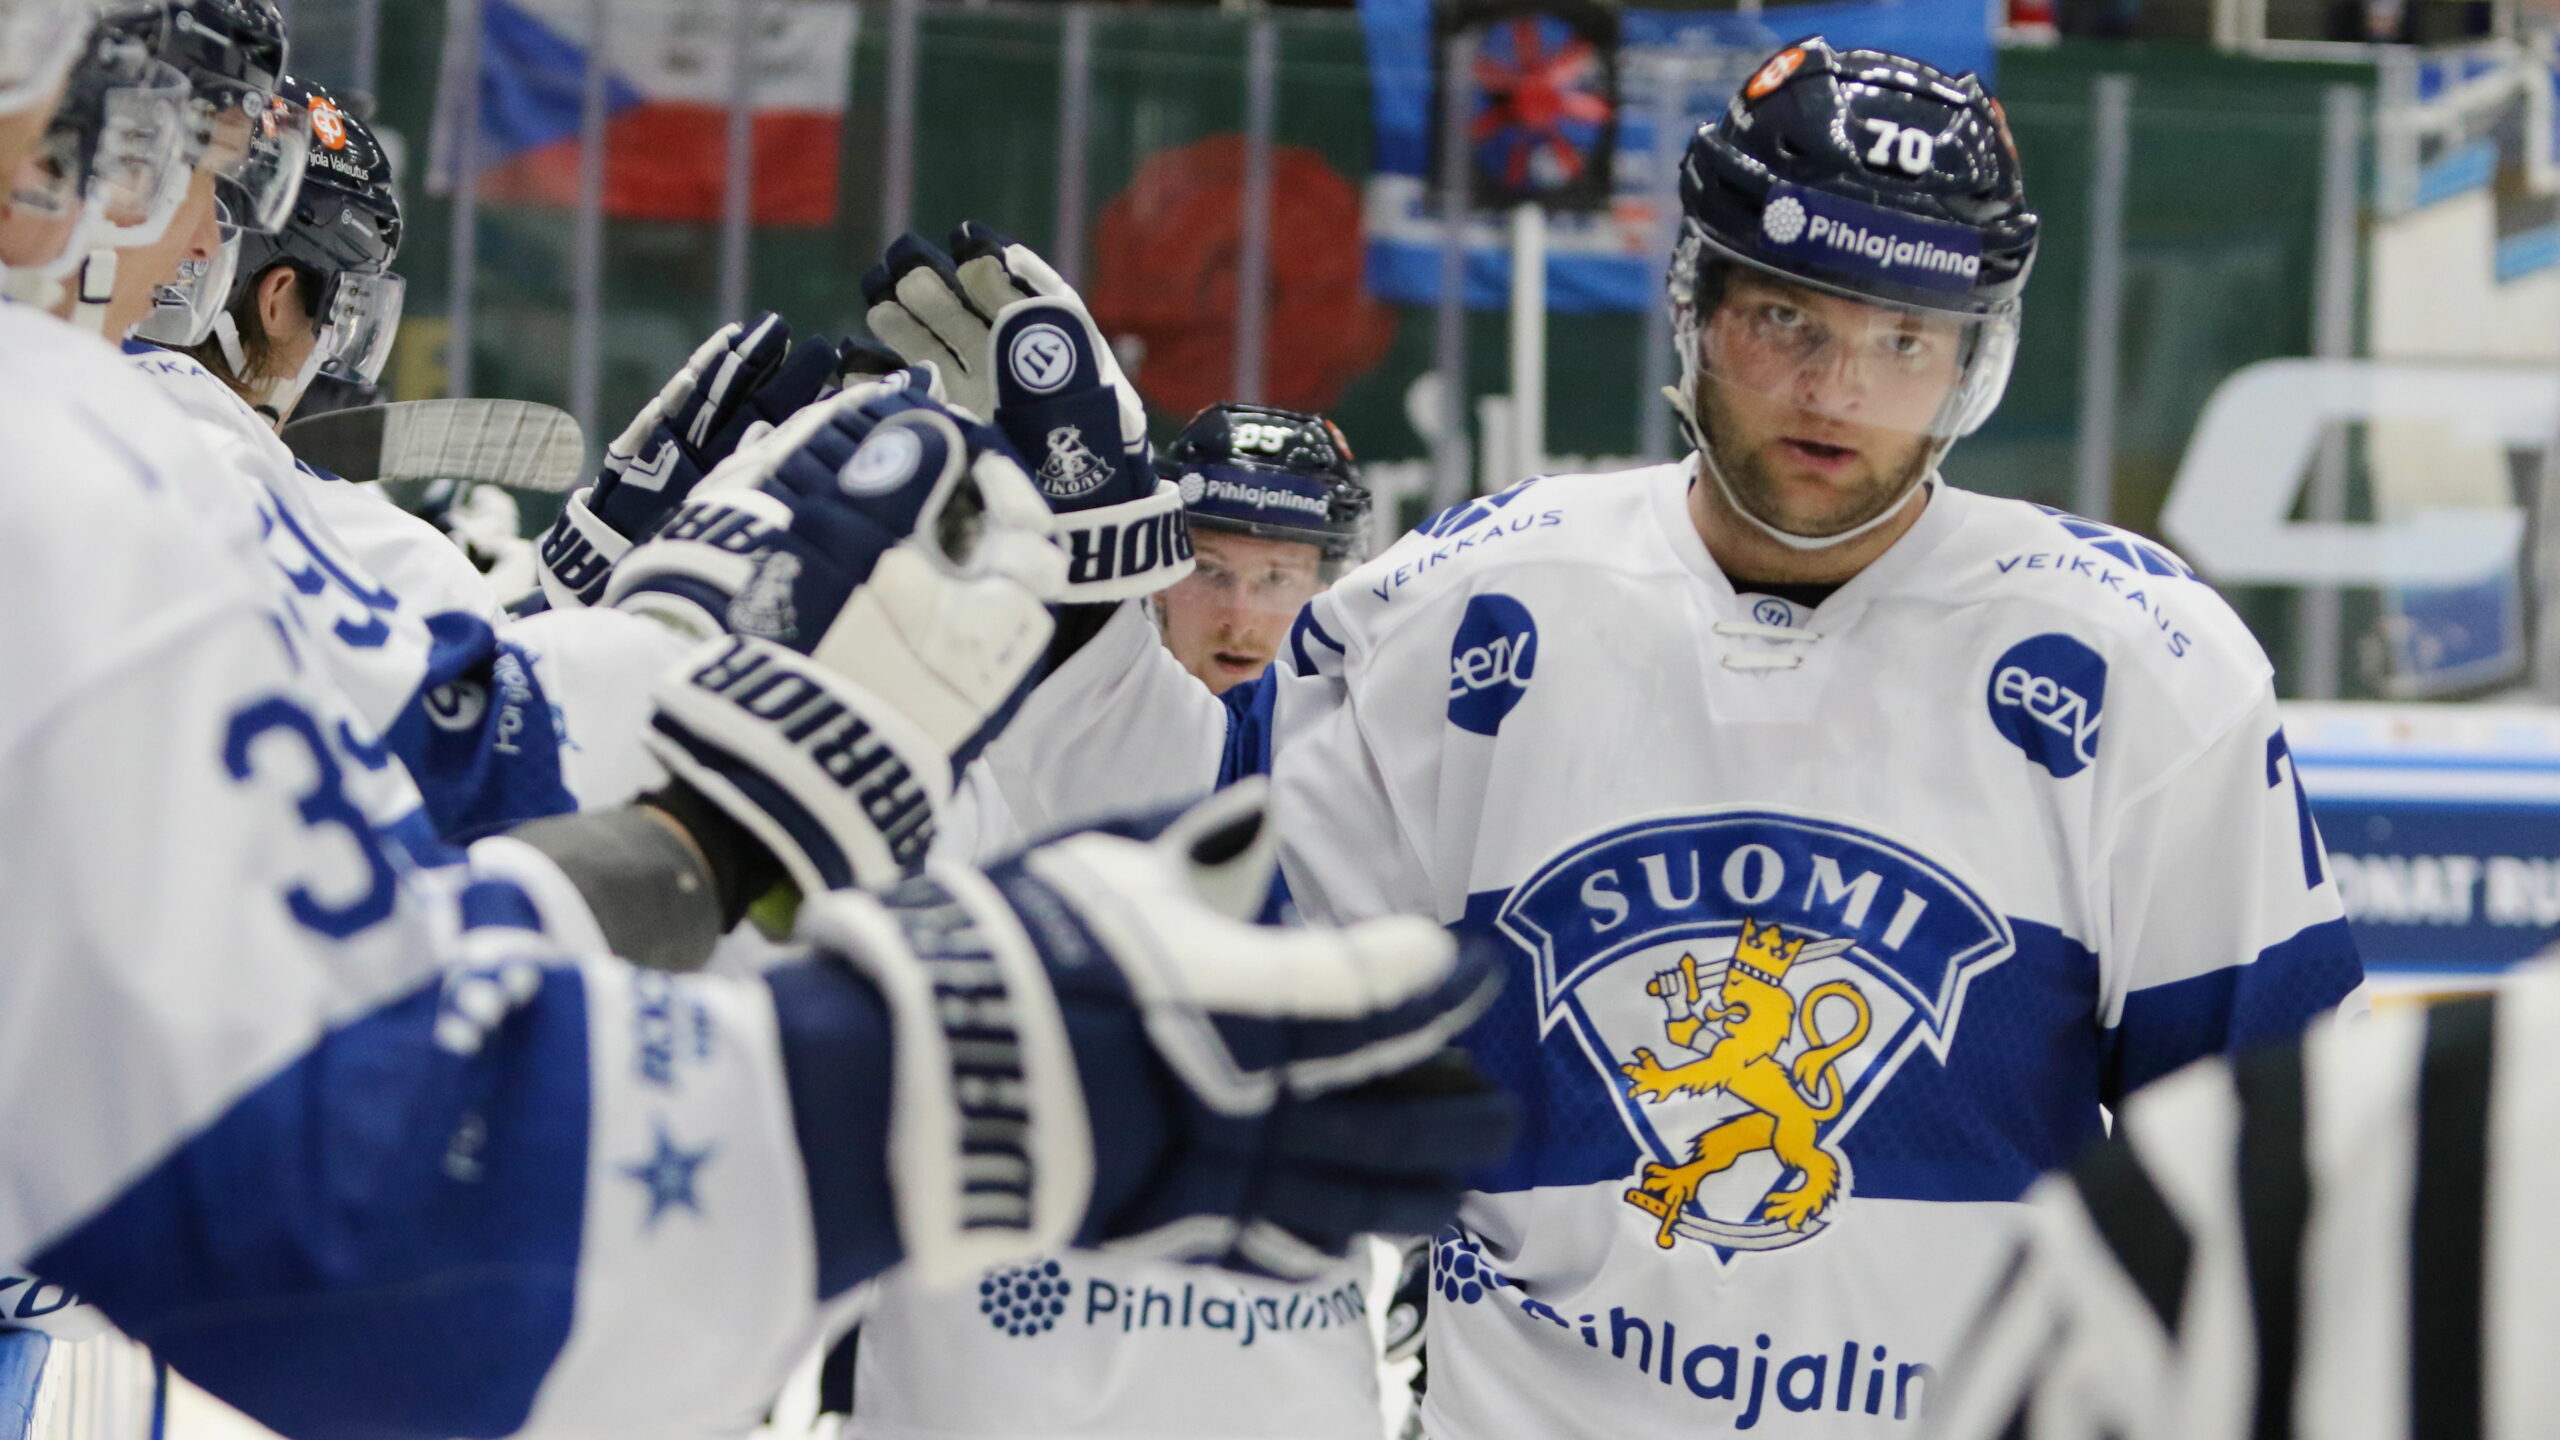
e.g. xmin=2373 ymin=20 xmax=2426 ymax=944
xmin=1986 ymin=633 xmax=2106 ymax=778
xmin=1449 ymin=593 xmax=1539 ymax=736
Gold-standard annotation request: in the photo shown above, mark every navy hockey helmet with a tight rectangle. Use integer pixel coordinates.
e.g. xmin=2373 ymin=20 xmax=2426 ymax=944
xmin=1669 ymin=39 xmax=2048 ymax=550
xmin=1671 ymin=38 xmax=2036 ymax=443
xmin=104 ymin=0 xmax=305 ymax=234
xmin=1157 ymin=403 xmax=1371 ymax=564
xmin=1678 ymin=38 xmax=2035 ymax=318
xmin=145 ymin=77 xmax=404 ymax=396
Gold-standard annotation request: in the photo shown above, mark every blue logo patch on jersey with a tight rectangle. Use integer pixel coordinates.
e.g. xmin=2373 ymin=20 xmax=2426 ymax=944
xmin=979 ymin=1259 xmax=1070 ymax=1337
xmin=1497 ymin=811 xmax=2014 ymax=1261
xmin=1448 ymin=593 xmax=1538 ymax=736
xmin=1986 ymin=633 xmax=2105 ymax=778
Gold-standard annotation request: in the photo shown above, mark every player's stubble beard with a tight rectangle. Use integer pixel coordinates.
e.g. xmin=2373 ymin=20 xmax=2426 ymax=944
xmin=1693 ymin=374 xmax=1938 ymax=542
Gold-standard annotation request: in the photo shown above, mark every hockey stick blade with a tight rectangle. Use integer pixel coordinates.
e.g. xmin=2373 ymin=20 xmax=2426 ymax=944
xmin=282 ymin=399 xmax=585 ymax=493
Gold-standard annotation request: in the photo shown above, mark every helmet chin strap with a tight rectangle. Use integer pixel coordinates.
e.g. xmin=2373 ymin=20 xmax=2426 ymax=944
xmin=218 ymin=311 xmax=328 ymax=422
xmin=0 ymin=257 xmax=65 ymax=308
xmin=69 ymin=247 xmax=115 ymax=336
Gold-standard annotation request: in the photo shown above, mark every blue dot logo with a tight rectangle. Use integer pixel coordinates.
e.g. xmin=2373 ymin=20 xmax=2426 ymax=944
xmin=1431 ymin=1228 xmax=1512 ymax=1306
xmin=1447 ymin=594 xmax=1538 ymax=737
xmin=1986 ymin=633 xmax=2106 ymax=778
xmin=975 ymin=1259 xmax=1070 ymax=1338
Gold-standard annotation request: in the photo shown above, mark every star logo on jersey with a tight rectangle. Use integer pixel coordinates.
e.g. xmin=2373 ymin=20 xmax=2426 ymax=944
xmin=622 ymin=1121 xmax=715 ymax=1229
xmin=1496 ymin=810 xmax=2013 ymax=1263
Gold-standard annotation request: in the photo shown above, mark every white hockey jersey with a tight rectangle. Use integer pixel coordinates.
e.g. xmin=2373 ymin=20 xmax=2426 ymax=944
xmin=973 ymin=462 xmax=2365 ymax=1438
xmin=1 ymin=303 xmax=834 ymax=1439
xmin=121 ymin=344 xmax=682 ymax=835
xmin=843 ymin=785 xmax=1384 ymax=1440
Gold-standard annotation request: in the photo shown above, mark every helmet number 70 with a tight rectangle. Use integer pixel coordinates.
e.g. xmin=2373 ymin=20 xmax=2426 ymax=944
xmin=1859 ymin=119 xmax=1936 ymax=177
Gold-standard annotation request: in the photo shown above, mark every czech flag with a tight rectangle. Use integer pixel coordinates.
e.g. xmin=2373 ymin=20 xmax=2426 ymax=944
xmin=433 ymin=0 xmax=857 ymax=226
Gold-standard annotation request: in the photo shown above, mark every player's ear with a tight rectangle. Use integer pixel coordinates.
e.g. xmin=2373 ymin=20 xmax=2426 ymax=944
xmin=256 ymin=265 xmax=304 ymax=347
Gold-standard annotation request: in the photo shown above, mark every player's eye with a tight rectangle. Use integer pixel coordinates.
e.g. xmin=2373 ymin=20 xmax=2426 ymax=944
xmin=1880 ymin=331 xmax=1933 ymax=361
xmin=1757 ymin=302 xmax=1806 ymax=331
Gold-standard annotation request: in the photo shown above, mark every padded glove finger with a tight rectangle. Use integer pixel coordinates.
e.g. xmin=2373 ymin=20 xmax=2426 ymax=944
xmin=624 ymin=393 xmax=1062 ymax=898
xmin=541 ymin=313 xmax=800 ymax=608
xmin=949 ymin=222 xmax=1149 ymax=449
xmin=861 ymin=234 xmax=995 ymax=417
xmin=792 ymin=782 xmax=1512 ymax=1286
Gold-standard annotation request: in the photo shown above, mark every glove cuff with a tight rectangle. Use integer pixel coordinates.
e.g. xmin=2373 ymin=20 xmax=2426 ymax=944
xmin=644 ymin=636 xmax=952 ymax=897
xmin=1055 ymin=479 xmax=1195 ymax=602
xmin=535 ymin=487 xmax=635 ymax=610
xmin=798 ymin=867 xmax=1095 ymax=1286
xmin=603 ymin=490 xmax=796 ymax=643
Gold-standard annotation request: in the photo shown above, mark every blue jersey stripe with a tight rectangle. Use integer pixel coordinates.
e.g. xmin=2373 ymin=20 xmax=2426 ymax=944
xmin=2103 ymin=916 xmax=2363 ymax=1103
xmin=1218 ymin=671 xmax=1279 ymax=788
xmin=33 ymin=971 xmax=593 ymax=1440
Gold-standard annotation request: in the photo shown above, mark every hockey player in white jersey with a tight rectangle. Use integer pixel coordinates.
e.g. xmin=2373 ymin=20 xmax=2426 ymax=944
xmin=842 ymin=402 xmax=1390 ymax=1440
xmin=1150 ymin=404 xmax=1368 ymax=697
xmin=115 ymin=62 xmax=695 ymax=837
xmin=861 ymin=39 xmax=2368 ymax=1438
xmin=0 ymin=14 xmax=196 ymax=301
xmin=2 ymin=0 xmax=307 ymax=336
xmin=0 ymin=67 xmax=1519 ymax=1419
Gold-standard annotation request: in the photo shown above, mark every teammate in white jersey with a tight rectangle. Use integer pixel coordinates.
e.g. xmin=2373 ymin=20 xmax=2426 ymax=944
xmin=1151 ymin=404 xmax=1368 ymax=697
xmin=113 ymin=64 xmax=689 ymax=836
xmin=846 ymin=402 xmax=1389 ymax=1440
xmin=0 ymin=57 xmax=1516 ymax=1419
xmin=864 ymin=39 xmax=2368 ymax=1438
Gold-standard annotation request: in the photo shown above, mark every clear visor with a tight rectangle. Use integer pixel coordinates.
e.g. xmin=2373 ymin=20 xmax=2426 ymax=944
xmin=3 ymin=57 xmax=187 ymax=276
xmin=191 ymin=86 xmax=304 ymax=233
xmin=1683 ymin=257 xmax=2018 ymax=450
xmin=0 ymin=0 xmax=89 ymax=116
xmin=4 ymin=127 xmax=86 ymax=276
xmin=318 ymin=267 xmax=402 ymax=385
xmin=131 ymin=216 xmax=234 ymax=345
xmin=1160 ymin=532 xmax=1330 ymax=620
xmin=82 ymin=59 xmax=193 ymax=245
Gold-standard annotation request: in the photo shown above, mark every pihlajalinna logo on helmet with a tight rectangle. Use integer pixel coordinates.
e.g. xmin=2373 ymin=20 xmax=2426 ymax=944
xmin=1760 ymin=195 xmax=1808 ymax=246
xmin=1496 ymin=810 xmax=2013 ymax=1261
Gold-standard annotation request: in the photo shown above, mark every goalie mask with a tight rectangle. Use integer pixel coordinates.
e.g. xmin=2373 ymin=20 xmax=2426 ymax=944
xmin=1667 ymin=37 xmax=2037 ymax=551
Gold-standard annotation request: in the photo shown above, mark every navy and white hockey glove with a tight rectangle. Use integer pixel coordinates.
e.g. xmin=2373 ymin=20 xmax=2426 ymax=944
xmin=795 ymin=781 xmax=1514 ymax=1286
xmin=862 ymin=223 xmax=1191 ymax=600
xmin=612 ymin=380 xmax=1064 ymax=897
xmin=538 ymin=313 xmax=852 ymax=608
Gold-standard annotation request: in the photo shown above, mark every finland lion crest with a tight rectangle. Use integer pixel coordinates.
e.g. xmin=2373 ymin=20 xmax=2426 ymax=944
xmin=1496 ymin=810 xmax=2014 ymax=1261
